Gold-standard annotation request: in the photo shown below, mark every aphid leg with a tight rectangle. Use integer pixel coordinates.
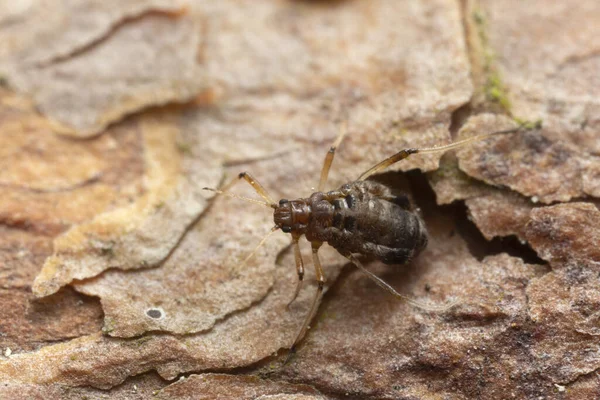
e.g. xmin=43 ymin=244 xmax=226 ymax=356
xmin=343 ymin=252 xmax=457 ymax=312
xmin=357 ymin=124 xmax=532 ymax=181
xmin=287 ymin=233 xmax=305 ymax=308
xmin=285 ymin=241 xmax=325 ymax=364
xmin=318 ymin=120 xmax=348 ymax=192
xmin=203 ymin=171 xmax=277 ymax=208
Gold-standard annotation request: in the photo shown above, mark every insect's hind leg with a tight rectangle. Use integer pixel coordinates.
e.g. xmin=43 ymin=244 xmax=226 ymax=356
xmin=318 ymin=121 xmax=347 ymax=192
xmin=287 ymin=234 xmax=305 ymax=308
xmin=342 ymin=252 xmax=456 ymax=312
xmin=285 ymin=241 xmax=325 ymax=364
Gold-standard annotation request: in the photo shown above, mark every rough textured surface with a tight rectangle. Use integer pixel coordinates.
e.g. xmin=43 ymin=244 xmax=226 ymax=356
xmin=191 ymin=0 xmax=472 ymax=174
xmin=0 ymin=372 xmax=168 ymax=400
xmin=456 ymin=114 xmax=597 ymax=204
xmin=465 ymin=190 xmax=534 ymax=241
xmin=525 ymin=203 xmax=600 ymax=384
xmin=270 ymin=208 xmax=549 ymax=399
xmin=0 ymin=242 xmax=344 ymax=389
xmin=431 ymin=0 xmax=600 ymax=238
xmin=155 ymin=374 xmax=325 ymax=400
xmin=74 ymin=194 xmax=286 ymax=337
xmin=431 ymin=111 xmax=598 ymax=242
xmin=526 ymin=203 xmax=600 ymax=267
xmin=445 ymin=0 xmax=600 ymax=204
xmin=0 ymin=372 xmax=323 ymax=400
xmin=427 ymin=152 xmax=491 ymax=205
xmin=0 ymin=90 xmax=145 ymax=236
xmin=481 ymin=0 xmax=600 ymax=155
xmin=1 ymin=0 xmax=600 ymax=398
xmin=2 ymin=10 xmax=204 ymax=136
xmin=0 ymin=285 xmax=103 ymax=353
xmin=0 ymin=0 xmax=188 ymax=65
xmin=567 ymin=371 xmax=600 ymax=400
xmin=30 ymin=112 xmax=220 ymax=298
xmin=0 ymin=227 xmax=103 ymax=354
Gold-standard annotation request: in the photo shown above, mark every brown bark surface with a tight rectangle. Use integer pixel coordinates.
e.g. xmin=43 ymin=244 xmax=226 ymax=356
xmin=1 ymin=0 xmax=599 ymax=398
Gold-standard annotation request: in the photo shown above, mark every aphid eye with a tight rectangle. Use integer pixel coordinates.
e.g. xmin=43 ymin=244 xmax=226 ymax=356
xmin=282 ymin=226 xmax=292 ymax=233
xmin=279 ymin=199 xmax=289 ymax=206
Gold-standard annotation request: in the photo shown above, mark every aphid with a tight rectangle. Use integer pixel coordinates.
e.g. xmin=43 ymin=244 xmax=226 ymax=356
xmin=203 ymin=121 xmax=533 ymax=358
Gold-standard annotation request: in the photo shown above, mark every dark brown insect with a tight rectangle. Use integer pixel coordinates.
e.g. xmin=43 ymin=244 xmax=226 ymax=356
xmin=204 ymin=122 xmax=531 ymax=359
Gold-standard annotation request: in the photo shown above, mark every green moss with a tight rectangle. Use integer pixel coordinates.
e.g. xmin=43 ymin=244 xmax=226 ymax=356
xmin=473 ymin=16 xmax=545 ymax=129
xmin=472 ymin=8 xmax=513 ymax=114
xmin=102 ymin=317 xmax=115 ymax=334
xmin=485 ymin=71 xmax=512 ymax=111
xmin=513 ymin=117 xmax=543 ymax=130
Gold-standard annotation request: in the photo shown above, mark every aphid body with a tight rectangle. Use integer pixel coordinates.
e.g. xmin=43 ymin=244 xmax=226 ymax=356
xmin=204 ymin=121 xmax=533 ymax=359
xmin=275 ymin=181 xmax=427 ymax=265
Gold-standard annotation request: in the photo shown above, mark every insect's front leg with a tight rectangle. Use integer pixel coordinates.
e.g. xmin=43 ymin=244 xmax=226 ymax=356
xmin=287 ymin=233 xmax=305 ymax=308
xmin=318 ymin=120 xmax=347 ymax=192
xmin=223 ymin=171 xmax=276 ymax=205
xmin=285 ymin=241 xmax=325 ymax=364
xmin=203 ymin=171 xmax=277 ymax=208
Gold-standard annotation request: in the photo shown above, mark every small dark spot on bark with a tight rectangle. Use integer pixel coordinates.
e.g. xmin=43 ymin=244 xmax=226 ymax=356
xmin=146 ymin=308 xmax=163 ymax=319
xmin=523 ymin=131 xmax=552 ymax=153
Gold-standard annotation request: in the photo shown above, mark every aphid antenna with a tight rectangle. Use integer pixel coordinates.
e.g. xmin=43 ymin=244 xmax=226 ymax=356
xmin=415 ymin=125 xmax=527 ymax=155
xmin=202 ymin=187 xmax=277 ymax=209
xmin=238 ymin=225 xmax=280 ymax=268
xmin=357 ymin=123 xmax=537 ymax=181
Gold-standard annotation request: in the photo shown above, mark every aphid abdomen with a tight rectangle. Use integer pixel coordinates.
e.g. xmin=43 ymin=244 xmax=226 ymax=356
xmin=324 ymin=182 xmax=428 ymax=265
xmin=362 ymin=243 xmax=414 ymax=264
xmin=360 ymin=208 xmax=428 ymax=264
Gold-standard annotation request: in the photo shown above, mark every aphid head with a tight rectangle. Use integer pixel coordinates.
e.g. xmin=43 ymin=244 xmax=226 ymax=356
xmin=273 ymin=199 xmax=293 ymax=233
